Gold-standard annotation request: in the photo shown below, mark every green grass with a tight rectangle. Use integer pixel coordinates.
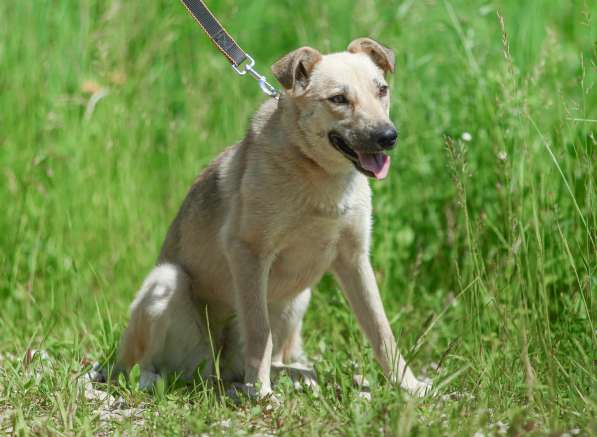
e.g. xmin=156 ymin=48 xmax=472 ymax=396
xmin=1 ymin=0 xmax=595 ymax=435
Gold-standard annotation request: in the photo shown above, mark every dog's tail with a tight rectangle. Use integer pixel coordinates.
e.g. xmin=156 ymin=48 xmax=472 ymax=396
xmin=113 ymin=277 xmax=156 ymax=375
xmin=87 ymin=312 xmax=146 ymax=383
xmin=115 ymin=308 xmax=148 ymax=373
xmin=114 ymin=263 xmax=190 ymax=376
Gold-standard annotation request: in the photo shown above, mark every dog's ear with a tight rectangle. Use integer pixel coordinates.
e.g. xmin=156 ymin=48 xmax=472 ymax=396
xmin=271 ymin=47 xmax=322 ymax=94
xmin=347 ymin=37 xmax=395 ymax=74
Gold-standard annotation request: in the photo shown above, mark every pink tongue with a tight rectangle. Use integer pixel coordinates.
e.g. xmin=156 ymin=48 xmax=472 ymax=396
xmin=356 ymin=152 xmax=391 ymax=179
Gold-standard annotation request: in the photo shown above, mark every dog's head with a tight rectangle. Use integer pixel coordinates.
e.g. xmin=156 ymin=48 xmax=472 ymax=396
xmin=272 ymin=38 xmax=396 ymax=180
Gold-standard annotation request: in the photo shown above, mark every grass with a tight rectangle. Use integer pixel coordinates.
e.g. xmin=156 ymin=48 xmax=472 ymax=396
xmin=0 ymin=0 xmax=595 ymax=435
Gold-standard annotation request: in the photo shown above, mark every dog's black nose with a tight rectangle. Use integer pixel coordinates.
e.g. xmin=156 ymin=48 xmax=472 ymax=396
xmin=377 ymin=127 xmax=398 ymax=149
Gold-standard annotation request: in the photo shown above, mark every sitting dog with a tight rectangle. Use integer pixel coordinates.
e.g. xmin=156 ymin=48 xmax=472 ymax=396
xmin=113 ymin=38 xmax=431 ymax=397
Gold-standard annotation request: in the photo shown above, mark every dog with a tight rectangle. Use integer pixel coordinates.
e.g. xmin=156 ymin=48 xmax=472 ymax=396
xmin=112 ymin=37 xmax=431 ymax=398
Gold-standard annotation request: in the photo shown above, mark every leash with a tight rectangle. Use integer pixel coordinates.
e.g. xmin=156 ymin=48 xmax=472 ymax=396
xmin=179 ymin=0 xmax=280 ymax=99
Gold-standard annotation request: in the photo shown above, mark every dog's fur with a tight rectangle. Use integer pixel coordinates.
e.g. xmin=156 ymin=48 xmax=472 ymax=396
xmin=114 ymin=38 xmax=431 ymax=397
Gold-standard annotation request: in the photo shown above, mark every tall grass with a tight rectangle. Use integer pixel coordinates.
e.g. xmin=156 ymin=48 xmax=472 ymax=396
xmin=0 ymin=0 xmax=595 ymax=434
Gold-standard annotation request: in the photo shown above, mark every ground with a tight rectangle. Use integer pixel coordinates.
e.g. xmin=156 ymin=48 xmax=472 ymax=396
xmin=0 ymin=0 xmax=595 ymax=435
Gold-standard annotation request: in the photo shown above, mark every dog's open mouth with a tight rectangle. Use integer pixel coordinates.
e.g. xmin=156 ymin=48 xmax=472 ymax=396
xmin=328 ymin=132 xmax=390 ymax=180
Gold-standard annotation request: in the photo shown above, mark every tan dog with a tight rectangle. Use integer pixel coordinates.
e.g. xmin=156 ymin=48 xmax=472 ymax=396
xmin=113 ymin=38 xmax=431 ymax=397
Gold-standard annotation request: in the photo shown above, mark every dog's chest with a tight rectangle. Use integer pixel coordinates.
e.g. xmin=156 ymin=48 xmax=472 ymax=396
xmin=267 ymin=213 xmax=345 ymax=300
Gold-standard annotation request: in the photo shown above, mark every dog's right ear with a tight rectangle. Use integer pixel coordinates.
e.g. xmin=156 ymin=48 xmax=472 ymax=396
xmin=271 ymin=47 xmax=322 ymax=94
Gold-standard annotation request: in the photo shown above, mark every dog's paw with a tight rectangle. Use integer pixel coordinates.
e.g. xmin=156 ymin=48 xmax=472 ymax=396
xmin=226 ymin=382 xmax=274 ymax=401
xmin=139 ymin=369 xmax=161 ymax=391
xmin=402 ymin=377 xmax=432 ymax=398
xmin=84 ymin=362 xmax=108 ymax=383
xmin=271 ymin=362 xmax=319 ymax=393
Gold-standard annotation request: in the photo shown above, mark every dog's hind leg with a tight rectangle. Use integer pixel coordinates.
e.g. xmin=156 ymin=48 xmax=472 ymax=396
xmin=269 ymin=288 xmax=311 ymax=364
xmin=269 ymin=289 xmax=318 ymax=390
xmin=116 ymin=263 xmax=212 ymax=389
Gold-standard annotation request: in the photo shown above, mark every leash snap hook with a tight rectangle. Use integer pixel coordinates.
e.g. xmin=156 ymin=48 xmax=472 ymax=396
xmin=232 ymin=54 xmax=279 ymax=99
xmin=258 ymin=78 xmax=279 ymax=98
xmin=231 ymin=54 xmax=256 ymax=76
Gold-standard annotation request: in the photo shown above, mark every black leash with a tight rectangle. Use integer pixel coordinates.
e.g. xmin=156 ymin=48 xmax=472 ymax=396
xmin=179 ymin=0 xmax=279 ymax=99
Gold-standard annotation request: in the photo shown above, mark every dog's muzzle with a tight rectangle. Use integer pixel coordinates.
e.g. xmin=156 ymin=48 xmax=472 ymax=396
xmin=328 ymin=131 xmax=393 ymax=180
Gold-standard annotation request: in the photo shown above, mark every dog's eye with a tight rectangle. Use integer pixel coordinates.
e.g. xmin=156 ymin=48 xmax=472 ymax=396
xmin=378 ymin=85 xmax=388 ymax=98
xmin=328 ymin=94 xmax=349 ymax=105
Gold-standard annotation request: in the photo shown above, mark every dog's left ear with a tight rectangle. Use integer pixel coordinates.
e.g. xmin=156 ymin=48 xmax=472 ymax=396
xmin=271 ymin=47 xmax=322 ymax=95
xmin=347 ymin=37 xmax=395 ymax=74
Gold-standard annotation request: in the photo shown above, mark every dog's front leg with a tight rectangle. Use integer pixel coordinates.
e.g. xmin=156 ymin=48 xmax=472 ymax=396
xmin=227 ymin=239 xmax=274 ymax=398
xmin=332 ymin=252 xmax=431 ymax=397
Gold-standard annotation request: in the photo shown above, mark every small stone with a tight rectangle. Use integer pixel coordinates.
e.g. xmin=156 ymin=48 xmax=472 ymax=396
xmin=84 ymin=382 xmax=116 ymax=405
xmin=99 ymin=408 xmax=142 ymax=423
xmin=441 ymin=391 xmax=475 ymax=401
xmin=357 ymin=391 xmax=372 ymax=401
xmin=352 ymin=374 xmax=370 ymax=389
xmin=494 ymin=420 xmax=508 ymax=435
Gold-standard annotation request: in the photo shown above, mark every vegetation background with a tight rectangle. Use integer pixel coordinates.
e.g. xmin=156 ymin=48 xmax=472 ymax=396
xmin=1 ymin=0 xmax=595 ymax=435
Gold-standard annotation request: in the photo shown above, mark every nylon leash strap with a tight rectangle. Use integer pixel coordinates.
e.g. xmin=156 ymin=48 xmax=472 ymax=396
xmin=179 ymin=0 xmax=279 ymax=99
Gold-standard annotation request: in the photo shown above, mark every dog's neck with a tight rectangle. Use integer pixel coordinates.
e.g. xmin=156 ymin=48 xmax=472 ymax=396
xmin=255 ymin=96 xmax=352 ymax=177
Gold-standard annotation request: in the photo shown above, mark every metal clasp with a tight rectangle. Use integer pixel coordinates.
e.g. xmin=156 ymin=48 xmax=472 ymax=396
xmin=232 ymin=54 xmax=279 ymax=99
xmin=231 ymin=54 xmax=255 ymax=76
